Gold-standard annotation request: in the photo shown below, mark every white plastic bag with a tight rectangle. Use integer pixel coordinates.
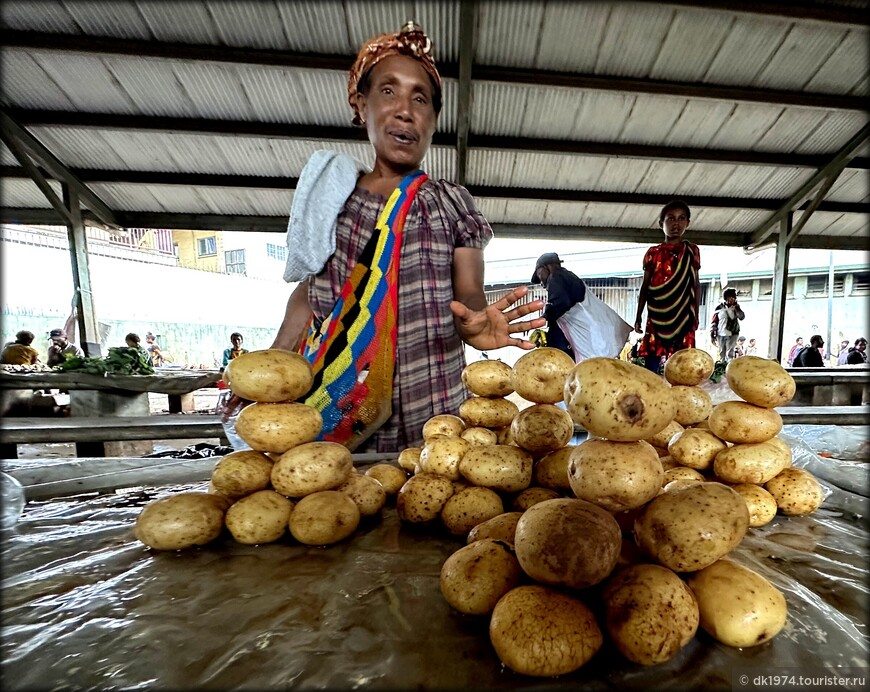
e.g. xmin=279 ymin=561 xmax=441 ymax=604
xmin=557 ymin=291 xmax=633 ymax=362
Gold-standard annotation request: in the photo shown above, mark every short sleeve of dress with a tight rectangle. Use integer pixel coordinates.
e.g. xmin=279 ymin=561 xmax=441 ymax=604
xmin=425 ymin=180 xmax=494 ymax=249
xmin=642 ymin=246 xmax=656 ymax=272
xmin=690 ymin=242 xmax=701 ymax=269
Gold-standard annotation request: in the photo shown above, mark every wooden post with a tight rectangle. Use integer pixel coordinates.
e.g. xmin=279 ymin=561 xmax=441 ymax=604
xmin=61 ymin=183 xmax=101 ymax=357
xmin=767 ymin=214 xmax=791 ymax=362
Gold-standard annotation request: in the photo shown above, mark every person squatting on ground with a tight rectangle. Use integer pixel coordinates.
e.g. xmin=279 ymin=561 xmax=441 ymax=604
xmin=633 ymin=200 xmax=701 ymax=374
xmin=529 ymin=252 xmax=586 ymax=360
xmin=710 ymin=287 xmax=745 ymax=362
xmin=46 ymin=329 xmax=84 ymax=367
xmin=1 ymin=331 xmax=41 ymax=365
xmin=261 ymin=22 xmax=544 ymax=453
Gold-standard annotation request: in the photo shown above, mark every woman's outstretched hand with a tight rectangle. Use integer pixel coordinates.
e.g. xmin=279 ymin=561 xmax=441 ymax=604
xmin=450 ymin=286 xmax=546 ymax=352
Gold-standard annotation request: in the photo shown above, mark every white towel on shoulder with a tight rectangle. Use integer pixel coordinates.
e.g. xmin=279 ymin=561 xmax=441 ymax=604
xmin=282 ymin=149 xmax=369 ymax=282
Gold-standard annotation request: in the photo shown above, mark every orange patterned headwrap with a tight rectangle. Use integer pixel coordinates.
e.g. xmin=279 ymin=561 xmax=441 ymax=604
xmin=347 ymin=21 xmax=442 ymax=127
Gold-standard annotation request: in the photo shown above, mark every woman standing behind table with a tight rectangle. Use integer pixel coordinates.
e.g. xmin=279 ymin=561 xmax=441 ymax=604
xmin=265 ymin=22 xmax=544 ymax=453
xmin=633 ymin=200 xmax=701 ymax=374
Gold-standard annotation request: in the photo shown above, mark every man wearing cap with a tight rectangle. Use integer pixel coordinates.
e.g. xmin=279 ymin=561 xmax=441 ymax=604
xmin=531 ymin=253 xmax=587 ymax=358
xmin=46 ymin=329 xmax=84 ymax=367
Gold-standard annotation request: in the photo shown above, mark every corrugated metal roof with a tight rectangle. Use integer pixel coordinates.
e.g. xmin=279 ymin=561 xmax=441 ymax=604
xmin=0 ymin=0 xmax=867 ymax=250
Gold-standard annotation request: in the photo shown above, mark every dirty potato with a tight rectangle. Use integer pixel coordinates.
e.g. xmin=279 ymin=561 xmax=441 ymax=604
xmin=764 ymin=468 xmax=825 ymax=516
xmin=533 ymin=446 xmax=575 ymax=491
xmin=670 ymin=385 xmax=713 ymax=426
xmin=467 ymin=512 xmax=524 ymax=546
xmin=223 ymin=349 xmax=313 ymax=403
xmin=713 ymin=442 xmax=790 ymax=485
xmin=270 ymin=441 xmax=353 ymax=498
xmin=440 ymin=486 xmax=505 ymax=536
xmin=708 ymin=401 xmax=782 ymax=444
xmin=235 ymin=402 xmax=323 ymax=454
xmin=210 ymin=450 xmax=274 ymax=498
xmin=418 ymin=436 xmax=471 ymax=481
xmin=731 ymin=484 xmax=778 ymax=527
xmin=287 ymin=490 xmax=360 ymax=545
xmin=441 ymin=539 xmax=523 ymax=615
xmin=396 ymin=472 xmax=455 ymax=523
xmin=459 ymin=445 xmax=533 ymax=493
xmin=663 ymin=348 xmax=715 ymax=386
xmin=135 ymin=492 xmax=230 ymax=551
xmin=225 ymin=490 xmax=294 ymax=545
xmin=511 ymin=347 xmax=576 ymax=404
xmin=422 ymin=414 xmax=466 ymax=441
xmin=460 ymin=426 xmax=499 ymax=446
xmin=564 ymin=358 xmax=675 ymax=441
xmin=459 ymin=396 xmax=519 ymax=429
xmin=336 ymin=473 xmax=387 ymax=517
xmin=511 ymin=487 xmax=561 ymax=511
xmin=364 ymin=464 xmax=407 ymax=495
xmin=461 ymin=359 xmax=515 ymax=398
xmin=510 ymin=404 xmax=574 ymax=454
xmin=397 ymin=447 xmax=422 ymax=473
xmin=667 ymin=428 xmax=728 ymax=471
xmin=726 ymin=356 xmax=796 ymax=408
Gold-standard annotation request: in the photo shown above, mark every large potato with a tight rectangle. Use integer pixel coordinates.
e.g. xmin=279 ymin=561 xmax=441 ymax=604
xmin=765 ymin=436 xmax=793 ymax=466
xmin=510 ymin=404 xmax=574 ymax=454
xmin=564 ymin=358 xmax=675 ymax=441
xmin=603 ymin=563 xmax=699 ymax=666
xmin=726 ymin=356 xmax=796 ymax=408
xmin=336 ymin=473 xmax=387 ymax=517
xmin=396 ymin=472 xmax=455 ymax=523
xmin=418 ymin=436 xmax=471 ymax=481
xmin=225 ymin=490 xmax=293 ymax=545
xmin=467 ymin=512 xmax=523 ymax=546
xmin=490 ymin=586 xmax=603 ymax=677
xmin=687 ymin=559 xmax=787 ymax=648
xmin=461 ymin=359 xmax=515 ymax=397
xmin=533 ymin=446 xmax=575 ymax=491
xmin=731 ymin=484 xmax=778 ymax=527
xmin=440 ymin=539 xmax=522 ymax=615
xmin=567 ymin=439 xmax=663 ymax=512
xmin=458 ymin=396 xmax=518 ymax=428
xmin=670 ymin=385 xmax=713 ymax=426
xmin=667 ymin=428 xmax=727 ymax=471
xmin=210 ymin=450 xmax=274 ymax=498
xmin=663 ymin=348 xmax=715 ymax=386
xmin=514 ymin=498 xmax=621 ymax=589
xmin=459 ymin=445 xmax=533 ymax=493
xmin=713 ymin=442 xmax=790 ymax=485
xmin=511 ymin=347 xmax=575 ymax=404
xmin=440 ymin=487 xmax=505 ymax=536
xmin=422 ymin=414 xmax=465 ymax=441
xmin=223 ymin=349 xmax=313 ymax=403
xmin=633 ymin=482 xmax=749 ymax=572
xmin=708 ymin=401 xmax=782 ymax=444
xmin=135 ymin=492 xmax=229 ymax=551
xmin=270 ymin=441 xmax=353 ymax=497
xmin=764 ymin=468 xmax=825 ymax=516
xmin=235 ymin=402 xmax=322 ymax=453
xmin=287 ymin=490 xmax=360 ymax=545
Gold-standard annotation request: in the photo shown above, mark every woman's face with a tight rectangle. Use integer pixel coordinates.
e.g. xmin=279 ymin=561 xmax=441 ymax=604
xmin=661 ymin=206 xmax=690 ymax=241
xmin=358 ymin=55 xmax=437 ymax=172
xmin=231 ymin=335 xmax=243 ymax=348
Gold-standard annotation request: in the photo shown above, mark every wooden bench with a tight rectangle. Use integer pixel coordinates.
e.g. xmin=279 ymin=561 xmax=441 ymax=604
xmin=0 ymin=414 xmax=227 ymax=459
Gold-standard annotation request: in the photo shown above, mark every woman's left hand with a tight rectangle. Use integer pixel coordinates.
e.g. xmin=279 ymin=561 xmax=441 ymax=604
xmin=450 ymin=286 xmax=546 ymax=352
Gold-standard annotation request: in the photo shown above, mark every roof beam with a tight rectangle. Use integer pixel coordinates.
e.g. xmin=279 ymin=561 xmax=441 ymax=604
xmin=9 ymin=109 xmax=868 ymax=171
xmin=747 ymin=122 xmax=870 ymax=248
xmin=656 ymin=1 xmax=870 ymax=27
xmin=0 ymin=165 xmax=863 ymax=213
xmin=3 ymin=165 xmax=867 ymax=214
xmin=2 ymin=31 xmax=865 ymax=111
xmin=2 ymin=208 xmax=864 ymax=251
xmin=455 ymin=0 xmax=478 ymax=185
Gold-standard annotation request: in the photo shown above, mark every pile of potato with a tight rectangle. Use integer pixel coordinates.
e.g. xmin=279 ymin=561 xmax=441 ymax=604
xmin=134 ymin=349 xmax=406 ymax=551
xmin=389 ymin=347 xmax=826 ymax=677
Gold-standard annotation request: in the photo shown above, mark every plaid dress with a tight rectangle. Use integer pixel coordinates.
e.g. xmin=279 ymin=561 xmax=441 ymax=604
xmin=308 ymin=179 xmax=493 ymax=452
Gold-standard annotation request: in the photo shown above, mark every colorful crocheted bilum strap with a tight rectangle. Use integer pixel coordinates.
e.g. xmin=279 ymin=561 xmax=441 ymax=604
xmin=647 ymin=245 xmax=696 ymax=343
xmin=301 ymin=170 xmax=427 ymax=451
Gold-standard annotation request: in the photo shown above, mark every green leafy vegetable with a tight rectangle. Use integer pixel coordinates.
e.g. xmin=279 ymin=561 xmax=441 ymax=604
xmin=59 ymin=347 xmax=154 ymax=376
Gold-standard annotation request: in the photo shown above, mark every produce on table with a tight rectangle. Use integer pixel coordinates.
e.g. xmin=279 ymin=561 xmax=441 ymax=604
xmin=222 ymin=348 xmax=313 ymax=402
xmin=510 ymin=347 xmax=575 ymax=404
xmin=764 ymin=467 xmax=825 ymax=515
xmin=459 ymin=426 xmax=498 ymax=445
xmin=335 ymin=473 xmax=387 ymax=517
xmin=60 ymin=346 xmax=155 ymax=375
xmin=421 ymin=413 xmax=466 ymax=441
xmin=224 ymin=490 xmax=294 ymax=545
xmin=509 ymin=403 xmax=574 ymax=453
xmin=466 ymin=512 xmax=522 ymax=546
xmin=663 ymin=347 xmax=715 ymax=386
xmin=461 ymin=358 xmax=515 ymax=397
xmin=669 ymin=384 xmax=713 ymax=425
xmin=418 ymin=436 xmax=471 ymax=480
xmin=439 ymin=539 xmax=522 ymax=615
xmin=363 ymin=464 xmax=407 ymax=495
xmin=288 ymin=490 xmax=360 ymax=545
xmin=135 ymin=492 xmax=230 ymax=551
xmin=440 ymin=486 xmax=504 ymax=536
xmin=725 ymin=355 xmax=796 ymax=408
xmin=235 ymin=401 xmax=322 ymax=453
xmin=708 ymin=400 xmax=783 ymax=443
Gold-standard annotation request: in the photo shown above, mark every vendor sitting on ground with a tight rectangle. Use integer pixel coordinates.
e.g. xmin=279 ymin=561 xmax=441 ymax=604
xmin=1 ymin=330 xmax=41 ymax=365
xmin=46 ymin=328 xmax=84 ymax=367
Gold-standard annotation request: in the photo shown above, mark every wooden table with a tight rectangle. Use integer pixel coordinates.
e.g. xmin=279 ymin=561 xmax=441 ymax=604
xmin=0 ymin=369 xmax=221 ymax=457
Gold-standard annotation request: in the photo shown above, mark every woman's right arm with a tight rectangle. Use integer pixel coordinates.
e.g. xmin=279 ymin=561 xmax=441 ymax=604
xmin=271 ymin=278 xmax=313 ymax=351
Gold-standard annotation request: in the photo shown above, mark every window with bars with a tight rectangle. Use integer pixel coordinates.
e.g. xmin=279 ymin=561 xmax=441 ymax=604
xmin=225 ymin=249 xmax=246 ymax=275
xmin=266 ymin=243 xmax=287 ymax=261
xmin=758 ymin=277 xmax=794 ymax=299
xmin=806 ymin=273 xmax=845 ymax=297
xmin=851 ymin=272 xmax=869 ymax=296
xmin=726 ymin=280 xmax=754 ymax=300
xmin=197 ymin=236 xmax=217 ymax=256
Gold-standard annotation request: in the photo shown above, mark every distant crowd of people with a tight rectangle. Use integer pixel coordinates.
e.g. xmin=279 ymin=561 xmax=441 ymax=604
xmin=786 ymin=335 xmax=867 ymax=368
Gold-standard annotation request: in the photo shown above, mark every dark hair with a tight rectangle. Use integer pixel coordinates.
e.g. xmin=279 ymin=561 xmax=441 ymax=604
xmin=856 ymin=338 xmax=867 ymax=346
xmin=723 ymin=287 xmax=737 ymax=299
xmin=810 ymin=334 xmax=824 ymax=346
xmin=658 ymin=199 xmax=691 ymax=225
xmin=230 ymin=332 xmax=243 ymax=341
xmin=15 ymin=330 xmax=35 ymax=346
xmin=356 ymin=65 xmax=443 ymax=123
xmin=125 ymin=333 xmax=140 ymax=345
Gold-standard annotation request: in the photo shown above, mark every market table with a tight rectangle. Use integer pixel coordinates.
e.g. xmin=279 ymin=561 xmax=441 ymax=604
xmin=0 ymin=435 xmax=867 ymax=691
xmin=0 ymin=369 xmax=221 ymax=457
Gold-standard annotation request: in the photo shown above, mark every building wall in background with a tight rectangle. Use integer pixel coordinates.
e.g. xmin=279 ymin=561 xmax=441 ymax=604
xmin=172 ymin=230 xmax=225 ymax=273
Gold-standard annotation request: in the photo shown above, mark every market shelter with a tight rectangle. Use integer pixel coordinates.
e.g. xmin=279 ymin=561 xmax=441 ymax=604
xmin=1 ymin=0 xmax=868 ymax=360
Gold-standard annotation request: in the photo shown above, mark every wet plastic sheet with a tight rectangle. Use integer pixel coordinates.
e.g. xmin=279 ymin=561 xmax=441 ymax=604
xmin=1 ymin=439 xmax=868 ymax=690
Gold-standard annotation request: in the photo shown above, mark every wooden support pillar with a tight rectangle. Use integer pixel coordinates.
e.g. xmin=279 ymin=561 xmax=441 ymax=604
xmin=62 ymin=183 xmax=101 ymax=357
xmin=767 ymin=213 xmax=791 ymax=362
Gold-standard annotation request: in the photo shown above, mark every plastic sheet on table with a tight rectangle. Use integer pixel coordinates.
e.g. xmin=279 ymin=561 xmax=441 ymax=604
xmin=1 ymin=445 xmax=868 ymax=690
